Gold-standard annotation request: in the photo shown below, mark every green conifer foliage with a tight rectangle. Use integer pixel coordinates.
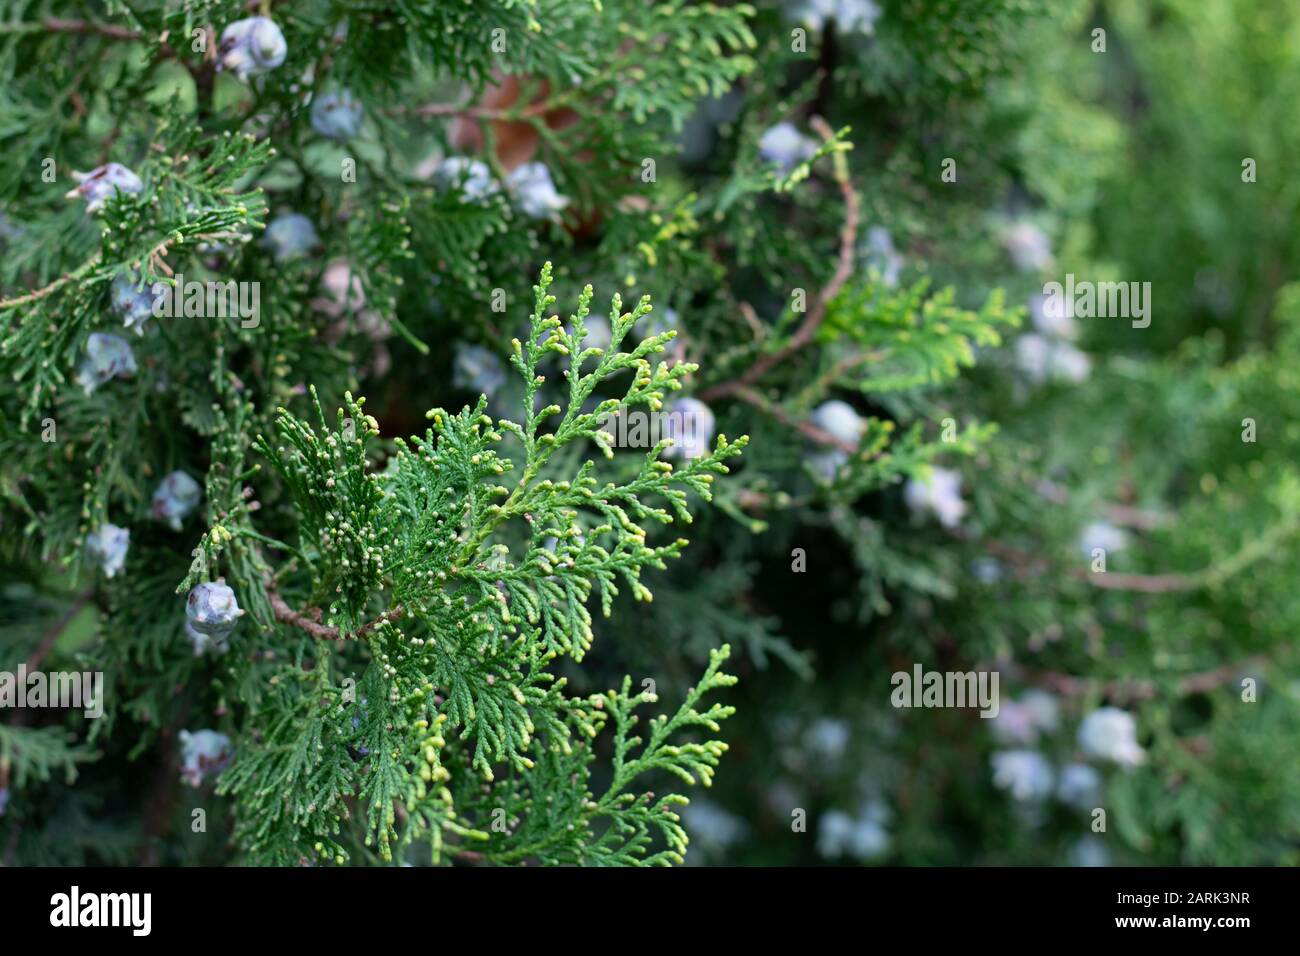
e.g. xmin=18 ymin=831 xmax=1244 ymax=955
xmin=1 ymin=0 xmax=1295 ymax=868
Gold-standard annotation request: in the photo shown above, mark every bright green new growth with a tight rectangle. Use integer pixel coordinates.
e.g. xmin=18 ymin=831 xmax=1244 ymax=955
xmin=207 ymin=265 xmax=745 ymax=864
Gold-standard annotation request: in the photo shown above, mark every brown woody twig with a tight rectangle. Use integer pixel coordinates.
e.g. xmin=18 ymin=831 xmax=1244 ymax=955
xmin=698 ymin=115 xmax=859 ymax=403
xmin=733 ymin=385 xmax=858 ymax=454
xmin=268 ymin=589 xmax=405 ymax=642
xmin=1005 ymin=655 xmax=1268 ymax=703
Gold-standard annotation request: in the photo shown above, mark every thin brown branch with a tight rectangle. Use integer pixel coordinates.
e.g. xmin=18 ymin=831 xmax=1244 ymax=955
xmin=1035 ymin=479 xmax=1171 ymax=531
xmin=1178 ymin=656 xmax=1268 ymax=694
xmin=733 ymin=385 xmax=858 ymax=454
xmin=404 ymin=100 xmax=553 ymax=122
xmin=41 ymin=18 xmax=145 ymax=41
xmin=268 ymin=589 xmax=405 ymax=641
xmin=1005 ymin=655 xmax=1268 ymax=702
xmin=26 ymin=589 xmax=95 ymax=671
xmin=1083 ymin=569 xmax=1195 ymax=592
xmin=37 ymin=18 xmax=180 ymax=60
xmin=980 ymin=537 xmax=1200 ymax=593
xmin=138 ymin=712 xmax=187 ymax=866
xmin=0 ymin=589 xmax=96 ymax=819
xmin=268 ymin=590 xmax=339 ymax=641
xmin=737 ymin=301 xmax=765 ymax=342
xmin=0 ymin=254 xmax=102 ymax=311
xmin=355 ymin=606 xmax=407 ymax=639
xmin=698 ymin=115 xmax=859 ymax=403
xmin=1098 ymin=501 xmax=1171 ymax=532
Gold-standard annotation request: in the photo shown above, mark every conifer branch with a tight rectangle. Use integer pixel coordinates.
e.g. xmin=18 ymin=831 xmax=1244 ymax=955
xmin=1006 ymin=655 xmax=1270 ymax=702
xmin=1 ymin=18 xmax=140 ymax=41
xmin=5 ymin=0 xmax=1281 ymax=872
xmin=1083 ymin=569 xmax=1196 ymax=592
xmin=699 ymin=115 xmax=859 ymax=402
xmin=26 ymin=589 xmax=95 ymax=671
xmin=733 ymin=384 xmax=859 ymax=453
xmin=267 ymin=589 xmax=405 ymax=641
xmin=266 ymin=590 xmax=338 ymax=642
xmin=1 ymin=17 xmax=181 ymax=60
xmin=0 ymin=255 xmax=101 ymax=310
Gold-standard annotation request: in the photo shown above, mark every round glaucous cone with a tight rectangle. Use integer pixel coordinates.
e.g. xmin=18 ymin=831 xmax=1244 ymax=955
xmin=86 ymin=523 xmax=130 ymax=578
xmin=186 ymin=581 xmax=243 ymax=637
xmin=449 ymin=73 xmax=603 ymax=238
xmin=179 ymin=730 xmax=233 ymax=787
xmin=262 ymin=212 xmax=319 ymax=263
xmin=217 ymin=16 xmax=287 ymax=82
xmin=151 ymin=470 xmax=202 ymax=531
xmin=111 ymin=272 xmax=155 ymax=336
xmin=311 ymin=89 xmax=364 ymax=140
xmin=66 ymin=162 xmax=143 ymax=214
xmin=76 ymin=333 xmax=137 ymax=394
